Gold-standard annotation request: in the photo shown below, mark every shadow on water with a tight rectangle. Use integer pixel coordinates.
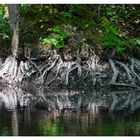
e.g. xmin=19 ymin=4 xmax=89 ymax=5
xmin=0 ymin=86 xmax=140 ymax=136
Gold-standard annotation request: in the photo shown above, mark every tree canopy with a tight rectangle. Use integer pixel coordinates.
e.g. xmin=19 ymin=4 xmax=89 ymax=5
xmin=0 ymin=4 xmax=139 ymax=56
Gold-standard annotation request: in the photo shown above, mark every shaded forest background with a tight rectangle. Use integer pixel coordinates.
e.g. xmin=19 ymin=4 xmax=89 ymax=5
xmin=0 ymin=4 xmax=139 ymax=59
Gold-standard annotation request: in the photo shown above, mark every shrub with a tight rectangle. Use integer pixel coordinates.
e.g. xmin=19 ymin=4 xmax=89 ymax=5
xmin=0 ymin=8 xmax=10 ymax=41
xmin=102 ymin=17 xmax=126 ymax=54
xmin=43 ymin=26 xmax=70 ymax=49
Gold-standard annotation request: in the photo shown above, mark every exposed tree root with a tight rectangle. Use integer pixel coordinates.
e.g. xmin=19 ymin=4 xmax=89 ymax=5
xmin=46 ymin=58 xmax=63 ymax=85
xmin=109 ymin=93 xmax=118 ymax=112
xmin=0 ymin=56 xmax=30 ymax=84
xmin=109 ymin=82 xmax=138 ymax=88
xmin=131 ymin=58 xmax=140 ymax=82
xmin=115 ymin=60 xmax=132 ymax=81
xmin=38 ymin=57 xmax=59 ymax=84
xmin=130 ymin=58 xmax=140 ymax=82
xmin=120 ymin=94 xmax=132 ymax=110
xmin=109 ymin=58 xmax=119 ymax=83
xmin=135 ymin=58 xmax=140 ymax=71
xmin=0 ymin=51 xmax=140 ymax=90
xmin=64 ymin=57 xmax=82 ymax=86
xmin=109 ymin=57 xmax=140 ymax=88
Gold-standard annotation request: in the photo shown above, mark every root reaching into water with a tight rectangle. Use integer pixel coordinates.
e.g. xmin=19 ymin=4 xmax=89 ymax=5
xmin=0 ymin=51 xmax=140 ymax=90
xmin=115 ymin=60 xmax=132 ymax=81
xmin=109 ymin=57 xmax=140 ymax=88
xmin=63 ymin=57 xmax=82 ymax=86
xmin=109 ymin=59 xmax=119 ymax=83
xmin=46 ymin=59 xmax=63 ymax=85
xmin=0 ymin=56 xmax=30 ymax=84
xmin=37 ymin=56 xmax=59 ymax=84
xmin=130 ymin=58 xmax=140 ymax=82
xmin=109 ymin=93 xmax=118 ymax=112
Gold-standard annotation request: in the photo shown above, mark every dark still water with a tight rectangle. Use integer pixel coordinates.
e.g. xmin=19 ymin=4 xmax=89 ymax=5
xmin=0 ymin=107 xmax=140 ymax=136
xmin=0 ymin=87 xmax=140 ymax=136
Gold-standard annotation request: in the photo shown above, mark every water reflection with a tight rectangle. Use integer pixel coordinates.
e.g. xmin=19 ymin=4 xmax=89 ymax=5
xmin=0 ymin=86 xmax=31 ymax=109
xmin=12 ymin=109 xmax=140 ymax=135
xmin=0 ymin=86 xmax=140 ymax=135
xmin=0 ymin=104 xmax=140 ymax=135
xmin=11 ymin=110 xmax=18 ymax=136
xmin=0 ymin=86 xmax=140 ymax=112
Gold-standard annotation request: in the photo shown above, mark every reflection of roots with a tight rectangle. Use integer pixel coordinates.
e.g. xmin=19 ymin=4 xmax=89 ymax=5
xmin=0 ymin=86 xmax=32 ymax=109
xmin=0 ymin=86 xmax=140 ymax=113
xmin=34 ymin=89 xmax=140 ymax=113
xmin=109 ymin=90 xmax=140 ymax=112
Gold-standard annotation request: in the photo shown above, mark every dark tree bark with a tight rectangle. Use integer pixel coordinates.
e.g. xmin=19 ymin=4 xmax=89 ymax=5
xmin=8 ymin=4 xmax=20 ymax=57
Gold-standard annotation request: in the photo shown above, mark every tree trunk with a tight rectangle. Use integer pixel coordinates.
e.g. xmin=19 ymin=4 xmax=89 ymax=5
xmin=8 ymin=4 xmax=19 ymax=57
xmin=0 ymin=5 xmax=30 ymax=84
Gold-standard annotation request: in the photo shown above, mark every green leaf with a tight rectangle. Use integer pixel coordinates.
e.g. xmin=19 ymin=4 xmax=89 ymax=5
xmin=116 ymin=46 xmax=126 ymax=53
xmin=43 ymin=38 xmax=52 ymax=45
xmin=135 ymin=38 xmax=140 ymax=45
xmin=50 ymin=38 xmax=59 ymax=46
xmin=61 ymin=12 xmax=72 ymax=17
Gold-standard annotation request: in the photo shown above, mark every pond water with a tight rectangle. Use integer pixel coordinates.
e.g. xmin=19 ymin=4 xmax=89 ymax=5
xmin=0 ymin=107 xmax=140 ymax=136
xmin=0 ymin=87 xmax=140 ymax=136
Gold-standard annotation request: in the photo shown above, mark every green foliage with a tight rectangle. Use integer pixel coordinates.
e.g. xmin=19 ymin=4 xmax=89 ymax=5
xmin=43 ymin=120 xmax=65 ymax=136
xmin=0 ymin=7 xmax=10 ymax=40
xmin=20 ymin=4 xmax=31 ymax=14
xmin=0 ymin=4 xmax=138 ymax=57
xmin=0 ymin=127 xmax=12 ymax=136
xmin=101 ymin=5 xmax=140 ymax=37
xmin=60 ymin=5 xmax=75 ymax=17
xmin=60 ymin=12 xmax=72 ymax=18
xmin=102 ymin=17 xmax=126 ymax=53
xmin=128 ymin=38 xmax=140 ymax=46
xmin=134 ymin=38 xmax=140 ymax=45
xmin=43 ymin=26 xmax=70 ymax=48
